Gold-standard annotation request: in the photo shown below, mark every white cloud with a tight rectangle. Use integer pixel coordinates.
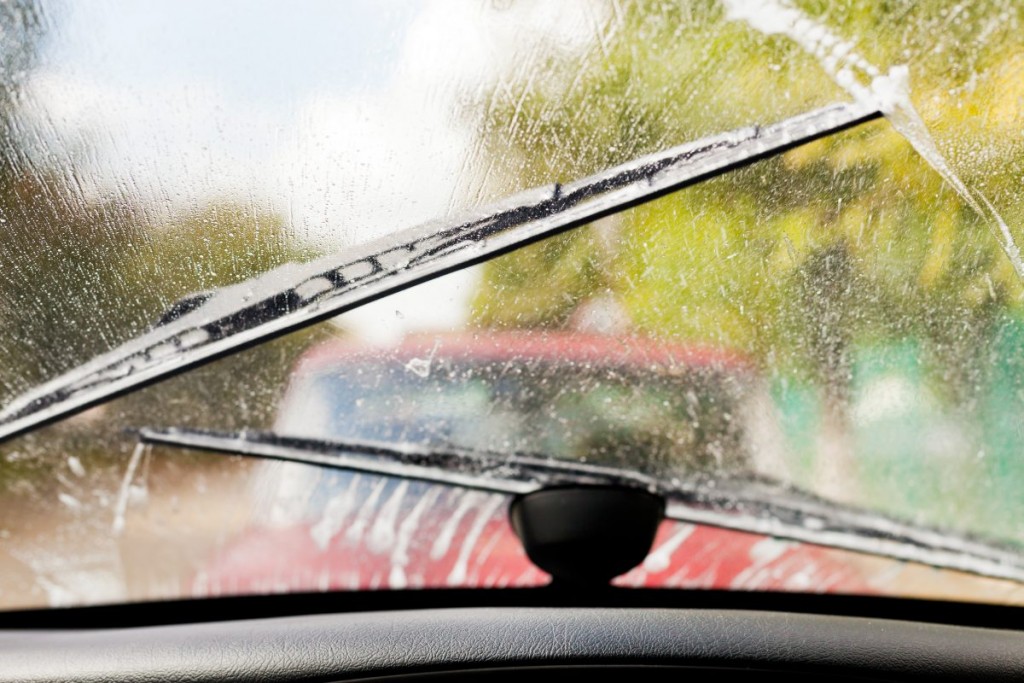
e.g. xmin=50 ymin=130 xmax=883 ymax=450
xmin=28 ymin=72 xmax=281 ymax=216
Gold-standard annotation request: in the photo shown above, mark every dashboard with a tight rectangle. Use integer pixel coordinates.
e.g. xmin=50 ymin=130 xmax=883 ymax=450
xmin=3 ymin=596 xmax=1024 ymax=681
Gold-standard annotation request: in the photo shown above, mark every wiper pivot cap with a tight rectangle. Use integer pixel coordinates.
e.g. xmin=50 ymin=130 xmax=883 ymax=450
xmin=510 ymin=485 xmax=664 ymax=587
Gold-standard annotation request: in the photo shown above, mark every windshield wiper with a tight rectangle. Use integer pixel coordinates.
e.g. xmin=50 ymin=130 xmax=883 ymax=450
xmin=0 ymin=101 xmax=881 ymax=443
xmin=137 ymin=426 xmax=1024 ymax=585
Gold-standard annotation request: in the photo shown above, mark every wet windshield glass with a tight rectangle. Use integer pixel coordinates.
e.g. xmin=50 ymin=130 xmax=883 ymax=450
xmin=2 ymin=0 xmax=1024 ymax=609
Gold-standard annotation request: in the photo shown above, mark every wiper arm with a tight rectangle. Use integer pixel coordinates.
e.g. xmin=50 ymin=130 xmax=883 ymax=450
xmin=0 ymin=101 xmax=881 ymax=443
xmin=138 ymin=426 xmax=1024 ymax=585
xmin=135 ymin=426 xmax=660 ymax=495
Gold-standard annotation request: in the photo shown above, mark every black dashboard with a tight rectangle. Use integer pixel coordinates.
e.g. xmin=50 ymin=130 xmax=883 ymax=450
xmin=4 ymin=598 xmax=1024 ymax=682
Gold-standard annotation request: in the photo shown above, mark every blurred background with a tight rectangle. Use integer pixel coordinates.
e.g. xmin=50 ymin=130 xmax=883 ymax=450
xmin=2 ymin=0 xmax=1024 ymax=609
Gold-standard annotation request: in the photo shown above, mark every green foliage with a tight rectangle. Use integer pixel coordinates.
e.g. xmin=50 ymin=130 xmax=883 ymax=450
xmin=471 ymin=229 xmax=609 ymax=328
xmin=0 ymin=182 xmax=312 ymax=396
xmin=469 ymin=0 xmax=1024 ymax=375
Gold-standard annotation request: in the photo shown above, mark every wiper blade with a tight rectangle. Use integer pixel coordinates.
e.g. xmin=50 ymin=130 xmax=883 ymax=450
xmin=138 ymin=426 xmax=1024 ymax=584
xmin=0 ymin=101 xmax=881 ymax=444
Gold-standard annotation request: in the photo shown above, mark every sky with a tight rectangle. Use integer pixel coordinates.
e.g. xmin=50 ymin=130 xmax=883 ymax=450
xmin=25 ymin=0 xmax=601 ymax=343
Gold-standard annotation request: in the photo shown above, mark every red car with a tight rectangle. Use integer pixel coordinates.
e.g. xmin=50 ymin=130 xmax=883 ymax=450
xmin=192 ymin=331 xmax=876 ymax=596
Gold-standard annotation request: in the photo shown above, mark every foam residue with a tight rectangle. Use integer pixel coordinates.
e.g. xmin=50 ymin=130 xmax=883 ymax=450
xmin=642 ymin=523 xmax=696 ymax=573
xmin=309 ymin=474 xmax=362 ymax=551
xmin=873 ymin=67 xmax=1024 ymax=278
xmin=111 ymin=442 xmax=145 ymax=535
xmin=389 ymin=486 xmax=442 ymax=589
xmin=722 ymin=0 xmax=1024 ymax=279
xmin=722 ymin=0 xmax=879 ymax=99
xmin=446 ymin=493 xmax=504 ymax=587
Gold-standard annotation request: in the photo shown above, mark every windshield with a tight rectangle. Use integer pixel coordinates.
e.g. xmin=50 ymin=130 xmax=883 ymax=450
xmin=3 ymin=0 xmax=1024 ymax=610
